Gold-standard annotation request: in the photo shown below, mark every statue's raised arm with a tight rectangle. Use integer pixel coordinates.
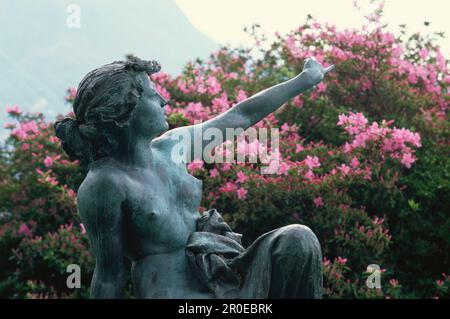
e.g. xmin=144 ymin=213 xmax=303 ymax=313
xmin=159 ymin=58 xmax=335 ymax=161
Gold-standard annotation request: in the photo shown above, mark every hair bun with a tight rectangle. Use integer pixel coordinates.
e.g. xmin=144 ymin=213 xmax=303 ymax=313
xmin=125 ymin=54 xmax=161 ymax=75
xmin=54 ymin=117 xmax=95 ymax=166
xmin=54 ymin=117 xmax=78 ymax=140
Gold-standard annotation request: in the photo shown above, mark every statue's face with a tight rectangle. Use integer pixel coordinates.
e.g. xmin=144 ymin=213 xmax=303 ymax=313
xmin=129 ymin=74 xmax=169 ymax=139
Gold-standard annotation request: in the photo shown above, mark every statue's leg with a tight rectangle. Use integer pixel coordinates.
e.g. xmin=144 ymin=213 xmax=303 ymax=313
xmin=267 ymin=224 xmax=322 ymax=299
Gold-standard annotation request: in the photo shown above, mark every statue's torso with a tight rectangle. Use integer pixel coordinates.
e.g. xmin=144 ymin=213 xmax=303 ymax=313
xmin=97 ymin=140 xmax=212 ymax=298
xmin=122 ymin=152 xmax=202 ymax=258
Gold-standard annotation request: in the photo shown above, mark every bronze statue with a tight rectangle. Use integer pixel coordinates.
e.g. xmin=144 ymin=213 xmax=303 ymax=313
xmin=55 ymin=55 xmax=334 ymax=299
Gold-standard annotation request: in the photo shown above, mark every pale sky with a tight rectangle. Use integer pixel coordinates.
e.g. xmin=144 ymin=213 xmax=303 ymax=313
xmin=175 ymin=0 xmax=450 ymax=56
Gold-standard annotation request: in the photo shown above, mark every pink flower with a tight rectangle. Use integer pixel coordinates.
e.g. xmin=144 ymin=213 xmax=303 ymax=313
xmin=207 ymin=75 xmax=222 ymax=95
xmin=221 ymin=162 xmax=232 ymax=171
xmin=262 ymin=160 xmax=280 ymax=175
xmin=419 ymin=48 xmax=429 ymax=60
xmin=43 ymin=156 xmax=53 ymax=168
xmin=343 ymin=142 xmax=353 ymax=153
xmin=187 ymin=159 xmax=204 ymax=171
xmin=336 ymin=257 xmax=347 ymax=265
xmin=6 ymin=105 xmax=21 ymax=114
xmin=285 ymin=35 xmax=302 ymax=58
xmin=400 ymin=153 xmax=416 ymax=168
xmin=21 ymin=143 xmax=30 ymax=151
xmin=177 ymin=79 xmax=189 ymax=93
xmin=227 ymin=72 xmax=238 ymax=80
xmin=436 ymin=49 xmax=446 ymax=68
xmin=236 ymin=89 xmax=248 ymax=102
xmin=292 ymin=96 xmax=304 ymax=108
xmin=338 ymin=164 xmax=351 ymax=175
xmin=351 ymin=157 xmax=360 ymax=168
xmin=304 ymin=170 xmax=315 ymax=181
xmin=278 ymin=162 xmax=290 ymax=175
xmin=408 ymin=73 xmax=418 ymax=84
xmin=304 ymin=156 xmax=320 ymax=170
xmin=210 ymin=168 xmax=219 ymax=178
xmin=352 ymin=134 xmax=367 ymax=148
xmin=392 ymin=128 xmax=421 ymax=148
xmin=18 ymin=223 xmax=32 ymax=237
xmin=237 ymin=139 xmax=261 ymax=158
xmin=444 ymin=76 xmax=450 ymax=85
xmin=47 ymin=176 xmax=59 ymax=186
xmin=184 ymin=102 xmax=208 ymax=121
xmin=67 ymin=189 xmax=76 ymax=198
xmin=373 ymin=217 xmax=385 ymax=225
xmin=280 ymin=123 xmax=290 ymax=133
xmin=337 ymin=112 xmax=368 ymax=135
xmin=316 ymin=82 xmax=327 ymax=93
xmin=21 ymin=121 xmax=39 ymax=134
xmin=3 ymin=122 xmax=15 ymax=129
xmin=211 ymin=92 xmax=230 ymax=113
xmin=11 ymin=128 xmax=28 ymax=140
xmin=49 ymin=136 xmax=59 ymax=143
xmin=65 ymin=88 xmax=77 ymax=100
xmin=295 ymin=144 xmax=305 ymax=153
xmin=236 ymin=171 xmax=247 ymax=183
xmin=220 ymin=182 xmax=238 ymax=193
xmin=313 ymin=197 xmax=324 ymax=207
xmin=331 ymin=46 xmax=348 ymax=60
xmin=236 ymin=187 xmax=248 ymax=200
xmin=79 ymin=223 xmax=87 ymax=235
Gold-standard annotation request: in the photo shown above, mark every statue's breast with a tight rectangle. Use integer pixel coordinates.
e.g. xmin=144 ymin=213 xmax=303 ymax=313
xmin=122 ymin=163 xmax=200 ymax=258
xmin=171 ymin=165 xmax=203 ymax=212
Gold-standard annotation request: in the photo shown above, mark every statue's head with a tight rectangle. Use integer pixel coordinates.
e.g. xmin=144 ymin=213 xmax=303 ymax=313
xmin=54 ymin=55 xmax=169 ymax=168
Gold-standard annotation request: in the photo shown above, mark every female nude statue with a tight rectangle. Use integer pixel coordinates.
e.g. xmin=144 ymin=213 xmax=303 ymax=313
xmin=55 ymin=55 xmax=334 ymax=299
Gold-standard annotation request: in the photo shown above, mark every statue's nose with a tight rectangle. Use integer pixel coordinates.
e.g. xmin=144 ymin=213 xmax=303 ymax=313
xmin=160 ymin=96 xmax=169 ymax=107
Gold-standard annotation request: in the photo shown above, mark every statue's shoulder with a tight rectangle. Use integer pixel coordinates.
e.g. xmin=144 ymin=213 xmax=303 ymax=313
xmin=152 ymin=129 xmax=180 ymax=149
xmin=78 ymin=158 xmax=127 ymax=205
xmin=77 ymin=161 xmax=127 ymax=227
xmin=152 ymin=126 xmax=192 ymax=160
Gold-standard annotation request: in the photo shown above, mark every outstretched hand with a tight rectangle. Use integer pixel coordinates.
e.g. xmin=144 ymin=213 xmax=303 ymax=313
xmin=302 ymin=57 xmax=335 ymax=87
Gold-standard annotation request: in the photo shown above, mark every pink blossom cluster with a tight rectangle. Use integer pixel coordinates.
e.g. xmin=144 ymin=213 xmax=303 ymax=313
xmin=176 ymin=73 xmax=223 ymax=96
xmin=338 ymin=112 xmax=421 ymax=168
xmin=218 ymin=181 xmax=248 ymax=200
xmin=64 ymin=88 xmax=77 ymax=102
xmin=280 ymin=14 xmax=449 ymax=115
xmin=11 ymin=120 xmax=40 ymax=140
xmin=6 ymin=104 xmax=21 ymax=114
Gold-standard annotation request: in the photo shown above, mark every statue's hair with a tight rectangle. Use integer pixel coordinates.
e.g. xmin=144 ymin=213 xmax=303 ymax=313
xmin=54 ymin=55 xmax=161 ymax=169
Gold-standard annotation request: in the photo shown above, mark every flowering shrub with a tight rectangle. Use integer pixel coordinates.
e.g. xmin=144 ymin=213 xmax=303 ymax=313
xmin=0 ymin=1 xmax=448 ymax=298
xmin=11 ymin=223 xmax=93 ymax=299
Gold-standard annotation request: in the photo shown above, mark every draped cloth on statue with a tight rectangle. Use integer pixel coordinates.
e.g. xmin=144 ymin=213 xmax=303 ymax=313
xmin=186 ymin=209 xmax=323 ymax=299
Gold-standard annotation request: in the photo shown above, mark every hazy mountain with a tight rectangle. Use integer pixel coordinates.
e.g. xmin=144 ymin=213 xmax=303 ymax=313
xmin=0 ymin=0 xmax=217 ymax=140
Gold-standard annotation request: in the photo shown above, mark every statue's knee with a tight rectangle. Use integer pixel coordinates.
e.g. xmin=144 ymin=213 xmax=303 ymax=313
xmin=277 ymin=224 xmax=317 ymax=241
xmin=274 ymin=224 xmax=321 ymax=257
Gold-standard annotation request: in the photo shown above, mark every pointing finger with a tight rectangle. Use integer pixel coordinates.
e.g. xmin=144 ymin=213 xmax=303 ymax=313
xmin=324 ymin=65 xmax=336 ymax=74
